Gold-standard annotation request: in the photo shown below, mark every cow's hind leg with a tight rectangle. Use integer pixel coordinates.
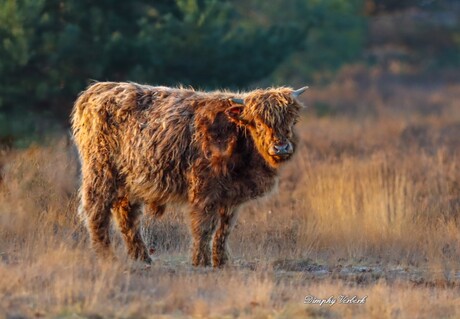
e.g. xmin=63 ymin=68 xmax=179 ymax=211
xmin=81 ymin=183 xmax=115 ymax=259
xmin=212 ymin=207 xmax=238 ymax=267
xmin=112 ymin=198 xmax=151 ymax=263
xmin=190 ymin=206 xmax=219 ymax=267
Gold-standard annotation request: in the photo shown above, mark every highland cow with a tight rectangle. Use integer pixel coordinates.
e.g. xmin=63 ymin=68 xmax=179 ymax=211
xmin=71 ymin=82 xmax=307 ymax=267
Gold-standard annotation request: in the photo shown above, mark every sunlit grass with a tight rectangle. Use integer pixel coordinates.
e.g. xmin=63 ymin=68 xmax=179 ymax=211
xmin=1 ymin=106 xmax=459 ymax=317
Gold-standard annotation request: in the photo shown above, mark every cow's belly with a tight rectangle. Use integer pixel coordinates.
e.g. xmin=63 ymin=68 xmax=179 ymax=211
xmin=120 ymin=158 xmax=189 ymax=204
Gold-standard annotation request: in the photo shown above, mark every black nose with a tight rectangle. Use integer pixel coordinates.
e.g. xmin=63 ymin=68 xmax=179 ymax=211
xmin=274 ymin=143 xmax=289 ymax=152
xmin=271 ymin=142 xmax=293 ymax=156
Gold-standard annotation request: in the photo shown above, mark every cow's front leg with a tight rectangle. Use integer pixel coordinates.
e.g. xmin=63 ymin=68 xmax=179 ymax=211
xmin=212 ymin=207 xmax=238 ymax=267
xmin=189 ymin=206 xmax=219 ymax=267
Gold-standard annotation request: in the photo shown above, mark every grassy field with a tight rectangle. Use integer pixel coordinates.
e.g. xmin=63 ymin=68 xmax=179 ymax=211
xmin=1 ymin=75 xmax=460 ymax=318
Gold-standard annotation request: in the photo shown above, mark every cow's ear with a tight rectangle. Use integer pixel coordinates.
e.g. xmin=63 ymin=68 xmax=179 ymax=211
xmin=226 ymin=98 xmax=246 ymax=125
xmin=225 ymin=106 xmax=245 ymax=124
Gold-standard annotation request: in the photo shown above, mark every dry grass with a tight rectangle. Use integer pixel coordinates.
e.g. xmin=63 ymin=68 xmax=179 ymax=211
xmin=1 ymin=77 xmax=460 ymax=318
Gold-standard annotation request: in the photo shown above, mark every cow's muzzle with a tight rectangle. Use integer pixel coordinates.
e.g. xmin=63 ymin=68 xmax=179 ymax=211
xmin=268 ymin=142 xmax=293 ymax=156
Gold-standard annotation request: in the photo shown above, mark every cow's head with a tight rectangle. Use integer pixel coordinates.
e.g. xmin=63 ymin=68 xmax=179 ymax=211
xmin=226 ymin=86 xmax=307 ymax=168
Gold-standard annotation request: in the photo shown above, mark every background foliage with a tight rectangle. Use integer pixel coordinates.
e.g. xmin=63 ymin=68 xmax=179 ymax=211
xmin=0 ymin=0 xmax=364 ymax=135
xmin=0 ymin=0 xmax=459 ymax=142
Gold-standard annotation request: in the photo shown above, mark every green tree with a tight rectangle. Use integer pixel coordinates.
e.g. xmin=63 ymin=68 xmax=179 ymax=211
xmin=246 ymin=0 xmax=366 ymax=84
xmin=0 ymin=0 xmax=305 ymax=124
xmin=0 ymin=0 xmax=368 ymax=142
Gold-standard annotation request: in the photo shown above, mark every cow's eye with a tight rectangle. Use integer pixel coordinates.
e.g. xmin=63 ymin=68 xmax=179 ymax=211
xmin=256 ymin=122 xmax=263 ymax=129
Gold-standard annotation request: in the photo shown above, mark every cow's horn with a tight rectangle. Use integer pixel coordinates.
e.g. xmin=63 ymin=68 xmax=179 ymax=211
xmin=292 ymin=86 xmax=309 ymax=98
xmin=231 ymin=98 xmax=245 ymax=105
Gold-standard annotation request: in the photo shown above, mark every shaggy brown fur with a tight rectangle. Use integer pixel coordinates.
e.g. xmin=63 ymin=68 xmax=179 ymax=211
xmin=71 ymin=82 xmax=305 ymax=267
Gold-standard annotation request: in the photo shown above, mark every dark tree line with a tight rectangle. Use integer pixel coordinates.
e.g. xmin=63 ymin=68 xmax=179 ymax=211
xmin=1 ymin=0 xmax=458 ymax=142
xmin=0 ymin=0 xmax=364 ymax=134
